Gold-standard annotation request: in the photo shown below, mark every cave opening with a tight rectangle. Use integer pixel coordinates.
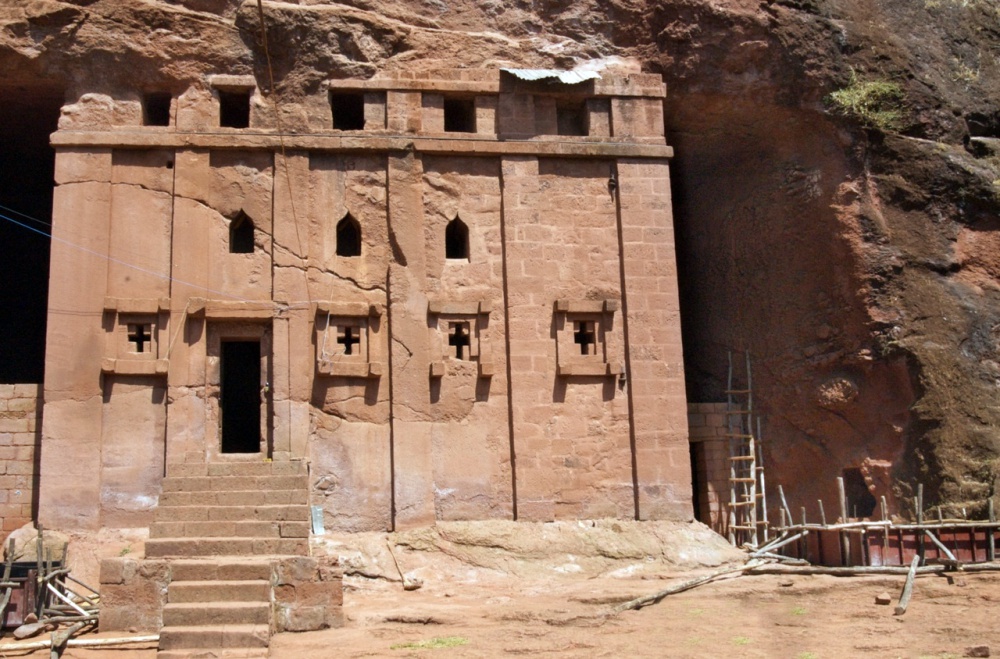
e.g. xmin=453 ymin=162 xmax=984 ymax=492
xmin=843 ymin=468 xmax=877 ymax=519
xmin=0 ymin=85 xmax=62 ymax=384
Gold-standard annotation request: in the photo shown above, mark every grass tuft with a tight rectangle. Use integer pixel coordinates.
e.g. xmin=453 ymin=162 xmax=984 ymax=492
xmin=827 ymin=71 xmax=906 ymax=132
xmin=391 ymin=637 xmax=469 ymax=651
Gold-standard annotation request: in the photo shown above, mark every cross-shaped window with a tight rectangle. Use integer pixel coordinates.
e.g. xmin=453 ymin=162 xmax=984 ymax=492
xmin=448 ymin=322 xmax=471 ymax=360
xmin=127 ymin=323 xmax=152 ymax=354
xmin=336 ymin=325 xmax=361 ymax=356
xmin=573 ymin=321 xmax=596 ymax=356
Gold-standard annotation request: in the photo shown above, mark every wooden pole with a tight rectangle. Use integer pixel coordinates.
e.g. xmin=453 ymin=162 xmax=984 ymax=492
xmin=881 ymin=496 xmax=889 ymax=559
xmin=610 ymin=562 xmax=763 ymax=614
xmin=747 ymin=562 xmax=945 ymax=577
xmin=989 ymin=499 xmax=996 ymax=563
xmin=757 ymin=417 xmax=770 ymax=542
xmin=837 ymin=477 xmax=850 ymax=566
xmin=894 ymin=554 xmax=921 ymax=615
xmin=923 ymin=529 xmax=958 ymax=563
xmin=800 ymin=507 xmax=809 ymax=561
xmin=0 ymin=635 xmax=158 ymax=653
xmin=818 ymin=499 xmax=827 ymax=526
xmin=777 ymin=485 xmax=793 ymax=524
xmin=751 ymin=531 xmax=809 ymax=557
xmin=916 ymin=485 xmax=925 ymax=565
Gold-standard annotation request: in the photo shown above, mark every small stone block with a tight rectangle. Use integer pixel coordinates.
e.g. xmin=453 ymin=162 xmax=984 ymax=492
xmin=429 ymin=362 xmax=445 ymax=378
xmin=965 ymin=646 xmax=990 ymax=658
xmin=604 ymin=299 xmax=619 ymax=313
xmin=555 ymin=299 xmax=569 ymax=312
xmin=478 ymin=362 xmax=494 ymax=378
xmin=368 ymin=362 xmax=383 ymax=377
xmin=874 ymin=592 xmax=892 ymax=605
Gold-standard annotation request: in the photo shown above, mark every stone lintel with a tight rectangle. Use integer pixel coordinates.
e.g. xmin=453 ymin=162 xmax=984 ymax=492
xmin=101 ymin=358 xmax=169 ymax=376
xmin=104 ymin=297 xmax=171 ymax=313
xmin=557 ymin=362 xmax=623 ymax=377
xmin=187 ymin=298 xmax=274 ymax=319
xmin=51 ymin=132 xmax=673 ymax=159
xmin=554 ymin=299 xmax=619 ymax=314
xmin=208 ymin=75 xmax=256 ymax=90
xmin=314 ymin=301 xmax=383 ymax=317
xmin=316 ymin=360 xmax=382 ymax=378
xmin=427 ymin=300 xmax=491 ymax=316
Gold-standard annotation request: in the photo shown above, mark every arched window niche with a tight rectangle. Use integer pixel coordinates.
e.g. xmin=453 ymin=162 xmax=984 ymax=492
xmin=229 ymin=211 xmax=255 ymax=254
xmin=336 ymin=213 xmax=362 ymax=257
xmin=445 ymin=217 xmax=469 ymax=261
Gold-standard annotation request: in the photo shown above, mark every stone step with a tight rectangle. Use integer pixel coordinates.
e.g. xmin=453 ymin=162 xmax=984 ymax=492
xmin=146 ymin=537 xmax=309 ymax=558
xmin=166 ymin=461 xmax=307 ymax=478
xmin=155 ymin=504 xmax=310 ymax=523
xmin=163 ymin=602 xmax=270 ymax=627
xmin=161 ymin=474 xmax=308 ymax=493
xmin=158 ymin=650 xmax=269 ymax=659
xmin=158 ymin=624 xmax=269 ymax=651
xmin=169 ymin=559 xmax=272 ymax=582
xmin=168 ymin=580 xmax=270 ymax=603
xmin=151 ymin=520 xmax=310 ymax=539
xmin=159 ymin=489 xmax=309 ymax=507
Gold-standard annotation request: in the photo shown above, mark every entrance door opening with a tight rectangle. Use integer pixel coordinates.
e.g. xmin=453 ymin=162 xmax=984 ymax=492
xmin=0 ymin=85 xmax=62 ymax=383
xmin=221 ymin=340 xmax=261 ymax=453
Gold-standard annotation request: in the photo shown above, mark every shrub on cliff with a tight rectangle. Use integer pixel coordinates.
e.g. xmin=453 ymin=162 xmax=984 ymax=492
xmin=828 ymin=71 xmax=906 ymax=132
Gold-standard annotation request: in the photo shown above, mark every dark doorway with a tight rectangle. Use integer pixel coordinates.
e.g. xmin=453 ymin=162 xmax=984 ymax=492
xmin=0 ymin=85 xmax=61 ymax=384
xmin=221 ymin=340 xmax=261 ymax=453
xmin=219 ymin=90 xmax=251 ymax=129
xmin=842 ymin=468 xmax=877 ymax=519
xmin=330 ymin=92 xmax=365 ymax=130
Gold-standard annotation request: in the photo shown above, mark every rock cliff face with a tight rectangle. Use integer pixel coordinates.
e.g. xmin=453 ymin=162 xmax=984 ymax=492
xmin=2 ymin=0 xmax=999 ymax=518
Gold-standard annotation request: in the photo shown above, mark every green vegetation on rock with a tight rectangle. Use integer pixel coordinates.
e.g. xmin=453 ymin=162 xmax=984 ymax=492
xmin=828 ymin=71 xmax=906 ymax=131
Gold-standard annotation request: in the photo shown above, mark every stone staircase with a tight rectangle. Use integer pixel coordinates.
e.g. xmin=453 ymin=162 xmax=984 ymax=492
xmin=148 ymin=461 xmax=311 ymax=658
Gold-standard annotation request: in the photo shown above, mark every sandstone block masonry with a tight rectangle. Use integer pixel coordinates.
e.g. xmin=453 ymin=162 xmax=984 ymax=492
xmin=0 ymin=384 xmax=40 ymax=533
xmin=37 ymin=69 xmax=691 ymax=533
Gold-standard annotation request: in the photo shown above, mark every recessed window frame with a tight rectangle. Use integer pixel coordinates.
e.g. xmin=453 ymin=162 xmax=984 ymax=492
xmin=443 ymin=97 xmax=476 ymax=133
xmin=142 ymin=92 xmax=172 ymax=127
xmin=218 ymin=89 xmax=251 ymax=129
xmin=336 ymin=213 xmax=362 ymax=257
xmin=330 ymin=91 xmax=366 ymax=130
xmin=445 ymin=217 xmax=469 ymax=261
xmin=229 ymin=211 xmax=255 ymax=254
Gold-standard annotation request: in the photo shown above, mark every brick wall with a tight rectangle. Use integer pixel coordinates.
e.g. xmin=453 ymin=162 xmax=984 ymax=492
xmin=0 ymin=384 xmax=40 ymax=534
xmin=688 ymin=402 xmax=729 ymax=537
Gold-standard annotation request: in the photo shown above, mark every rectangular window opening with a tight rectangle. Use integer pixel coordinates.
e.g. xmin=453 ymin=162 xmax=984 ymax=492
xmin=557 ymin=101 xmax=587 ymax=136
xmin=444 ymin=98 xmax=476 ymax=133
xmin=219 ymin=90 xmax=251 ymax=129
xmin=143 ymin=92 xmax=172 ymax=127
xmin=330 ymin=92 xmax=366 ymax=130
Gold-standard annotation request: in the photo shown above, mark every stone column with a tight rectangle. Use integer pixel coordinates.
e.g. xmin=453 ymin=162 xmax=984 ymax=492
xmin=386 ymin=151 xmax=434 ymax=529
xmin=617 ymin=158 xmax=692 ymax=520
xmin=39 ymin=148 xmax=113 ymax=530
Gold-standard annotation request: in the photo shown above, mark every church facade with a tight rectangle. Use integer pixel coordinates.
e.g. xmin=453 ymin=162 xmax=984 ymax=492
xmin=38 ymin=68 xmax=691 ymax=533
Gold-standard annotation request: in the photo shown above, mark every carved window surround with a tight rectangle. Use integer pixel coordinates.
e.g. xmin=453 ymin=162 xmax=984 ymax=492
xmin=101 ymin=297 xmax=170 ymax=376
xmin=427 ymin=300 xmax=493 ymax=379
xmin=554 ymin=298 xmax=622 ymax=377
xmin=314 ymin=301 xmax=384 ymax=379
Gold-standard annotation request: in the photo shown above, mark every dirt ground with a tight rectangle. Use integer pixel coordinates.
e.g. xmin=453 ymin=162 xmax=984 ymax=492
xmin=3 ymin=522 xmax=999 ymax=658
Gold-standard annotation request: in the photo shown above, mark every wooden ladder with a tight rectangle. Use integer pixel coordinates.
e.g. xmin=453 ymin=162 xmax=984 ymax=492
xmin=725 ymin=351 xmax=770 ymax=548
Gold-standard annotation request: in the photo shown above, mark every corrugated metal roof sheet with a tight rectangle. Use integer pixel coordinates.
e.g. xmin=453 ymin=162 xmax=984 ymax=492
xmin=500 ymin=68 xmax=601 ymax=85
